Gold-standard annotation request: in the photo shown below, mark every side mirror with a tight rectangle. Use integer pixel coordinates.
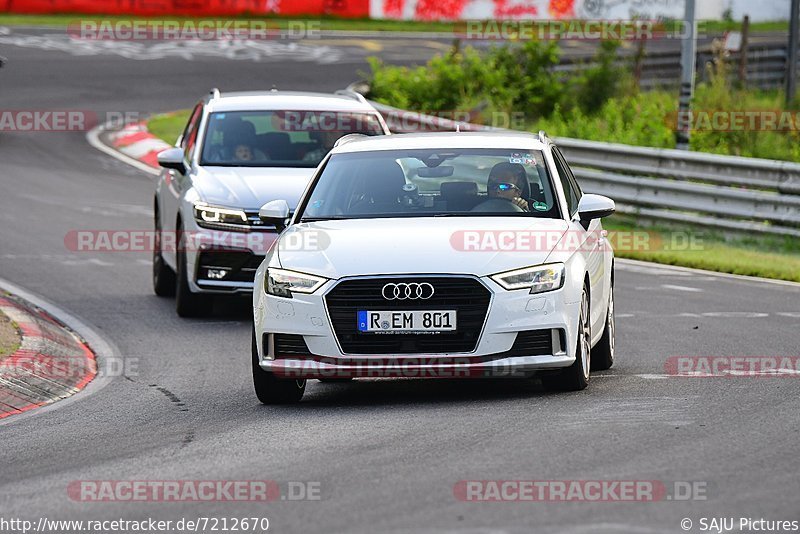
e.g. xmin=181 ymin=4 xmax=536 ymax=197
xmin=157 ymin=147 xmax=187 ymax=174
xmin=577 ymin=194 xmax=615 ymax=222
xmin=259 ymin=199 xmax=290 ymax=231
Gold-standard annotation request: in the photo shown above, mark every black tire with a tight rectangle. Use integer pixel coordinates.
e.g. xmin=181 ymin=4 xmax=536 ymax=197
xmin=591 ymin=284 xmax=615 ymax=371
xmin=252 ymin=330 xmax=305 ymax=404
xmin=544 ymin=285 xmax=590 ymax=392
xmin=175 ymin=224 xmax=210 ymax=317
xmin=152 ymin=208 xmax=176 ymax=297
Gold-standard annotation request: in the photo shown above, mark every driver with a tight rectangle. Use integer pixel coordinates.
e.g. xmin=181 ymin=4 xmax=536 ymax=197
xmin=303 ymin=131 xmax=342 ymax=163
xmin=487 ymin=163 xmax=529 ymax=211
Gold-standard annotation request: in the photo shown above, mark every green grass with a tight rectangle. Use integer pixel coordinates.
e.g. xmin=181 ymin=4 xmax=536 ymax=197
xmin=0 ymin=312 xmax=20 ymax=359
xmin=147 ymin=111 xmax=189 ymax=145
xmin=0 ymin=13 xmax=789 ymax=34
xmin=604 ymin=215 xmax=800 ymax=282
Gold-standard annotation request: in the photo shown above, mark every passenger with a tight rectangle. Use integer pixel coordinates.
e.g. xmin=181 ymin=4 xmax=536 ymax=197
xmin=219 ymin=120 xmax=268 ymax=162
xmin=232 ymin=144 xmax=258 ymax=162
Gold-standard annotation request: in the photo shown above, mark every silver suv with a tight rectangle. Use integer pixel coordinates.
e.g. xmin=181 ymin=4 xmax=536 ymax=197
xmin=153 ymin=89 xmax=390 ymax=317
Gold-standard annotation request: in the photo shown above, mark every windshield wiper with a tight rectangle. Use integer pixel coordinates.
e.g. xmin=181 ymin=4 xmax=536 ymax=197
xmin=300 ymin=216 xmax=349 ymax=222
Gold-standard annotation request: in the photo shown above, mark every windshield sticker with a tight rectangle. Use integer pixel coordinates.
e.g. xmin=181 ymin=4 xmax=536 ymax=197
xmin=509 ymin=153 xmax=537 ymax=166
xmin=532 ymin=201 xmax=549 ymax=211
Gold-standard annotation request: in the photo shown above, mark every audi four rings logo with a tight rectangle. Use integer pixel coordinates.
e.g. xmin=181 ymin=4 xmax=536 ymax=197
xmin=381 ymin=282 xmax=435 ymax=300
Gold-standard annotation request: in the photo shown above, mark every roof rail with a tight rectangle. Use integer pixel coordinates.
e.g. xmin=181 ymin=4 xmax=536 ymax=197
xmin=334 ymin=89 xmax=368 ymax=104
xmin=209 ymin=88 xmax=221 ymax=100
xmin=333 ymin=133 xmax=368 ymax=148
xmin=538 ymin=130 xmax=549 ymax=143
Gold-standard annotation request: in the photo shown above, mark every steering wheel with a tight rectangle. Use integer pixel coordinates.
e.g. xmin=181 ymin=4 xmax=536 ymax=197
xmin=470 ymin=197 xmax=525 ymax=213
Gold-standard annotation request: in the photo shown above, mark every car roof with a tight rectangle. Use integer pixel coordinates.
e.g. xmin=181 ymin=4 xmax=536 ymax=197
xmin=206 ymin=91 xmax=380 ymax=113
xmin=331 ymin=131 xmax=548 ymax=153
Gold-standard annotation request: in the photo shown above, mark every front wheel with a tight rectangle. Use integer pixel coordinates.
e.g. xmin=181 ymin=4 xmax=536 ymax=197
xmin=152 ymin=212 xmax=176 ymax=297
xmin=252 ymin=330 xmax=306 ymax=404
xmin=175 ymin=226 xmax=210 ymax=317
xmin=591 ymin=285 xmax=615 ymax=371
xmin=544 ymin=285 xmax=590 ymax=392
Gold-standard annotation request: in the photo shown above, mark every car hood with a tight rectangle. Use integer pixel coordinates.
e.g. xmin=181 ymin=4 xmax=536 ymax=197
xmin=195 ymin=166 xmax=314 ymax=210
xmin=277 ymin=217 xmax=570 ymax=279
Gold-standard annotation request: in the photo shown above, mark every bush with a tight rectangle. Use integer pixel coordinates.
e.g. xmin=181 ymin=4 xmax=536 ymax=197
xmin=572 ymin=40 xmax=628 ymax=113
xmin=366 ymin=40 xmax=563 ymax=118
xmin=536 ymin=92 xmax=676 ymax=147
xmin=490 ymin=40 xmax=564 ymax=117
xmin=366 ymin=39 xmax=800 ymax=161
xmin=366 ymin=46 xmax=508 ymax=113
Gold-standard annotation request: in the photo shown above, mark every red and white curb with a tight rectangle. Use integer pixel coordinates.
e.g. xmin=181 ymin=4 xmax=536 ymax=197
xmin=0 ymin=295 xmax=97 ymax=419
xmin=87 ymin=119 xmax=169 ymax=176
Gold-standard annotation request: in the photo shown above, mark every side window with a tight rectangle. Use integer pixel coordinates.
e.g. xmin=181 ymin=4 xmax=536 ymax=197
xmin=555 ymin=147 xmax=583 ymax=199
xmin=181 ymin=103 xmax=203 ymax=161
xmin=551 ymin=149 xmax=579 ymax=216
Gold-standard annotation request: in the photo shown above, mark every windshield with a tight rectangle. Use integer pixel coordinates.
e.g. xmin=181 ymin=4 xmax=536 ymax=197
xmin=199 ymin=111 xmax=385 ymax=168
xmin=298 ymin=148 xmax=561 ymax=220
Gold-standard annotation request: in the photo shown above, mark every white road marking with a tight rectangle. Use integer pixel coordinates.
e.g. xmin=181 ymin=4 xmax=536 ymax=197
xmin=60 ymin=258 xmax=115 ymax=267
xmin=702 ymin=311 xmax=769 ymax=318
xmin=661 ymin=284 xmax=703 ymax=292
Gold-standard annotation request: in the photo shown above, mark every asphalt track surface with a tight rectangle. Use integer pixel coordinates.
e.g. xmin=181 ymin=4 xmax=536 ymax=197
xmin=1 ymin=28 xmax=799 ymax=534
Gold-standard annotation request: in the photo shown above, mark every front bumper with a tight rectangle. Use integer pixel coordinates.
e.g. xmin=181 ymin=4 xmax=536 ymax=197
xmin=259 ymin=353 xmax=574 ymax=379
xmin=184 ymin=224 xmax=277 ymax=294
xmin=254 ymin=274 xmax=581 ymax=379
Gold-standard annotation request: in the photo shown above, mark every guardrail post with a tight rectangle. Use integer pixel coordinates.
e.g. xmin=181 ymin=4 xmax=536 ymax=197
xmin=738 ymin=16 xmax=749 ymax=88
xmin=676 ymin=0 xmax=697 ymax=151
xmin=788 ymin=0 xmax=800 ymax=105
xmin=634 ymin=38 xmax=646 ymax=90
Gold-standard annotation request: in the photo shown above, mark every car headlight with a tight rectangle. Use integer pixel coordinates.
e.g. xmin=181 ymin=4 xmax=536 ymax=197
xmin=490 ymin=263 xmax=565 ymax=294
xmin=193 ymin=203 xmax=248 ymax=229
xmin=266 ymin=268 xmax=327 ymax=298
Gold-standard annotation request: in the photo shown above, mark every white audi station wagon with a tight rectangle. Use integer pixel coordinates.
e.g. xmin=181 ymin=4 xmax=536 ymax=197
xmin=252 ymin=131 xmax=616 ymax=403
xmin=153 ymin=89 xmax=390 ymax=316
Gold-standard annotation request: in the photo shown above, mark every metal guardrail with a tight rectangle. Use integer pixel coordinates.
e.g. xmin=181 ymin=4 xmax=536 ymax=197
xmin=353 ymin=92 xmax=800 ymax=237
xmin=557 ymin=42 xmax=800 ymax=91
xmin=555 ymin=139 xmax=800 ymax=237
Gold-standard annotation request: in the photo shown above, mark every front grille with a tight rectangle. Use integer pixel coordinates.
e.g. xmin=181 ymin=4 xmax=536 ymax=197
xmin=197 ymin=250 xmax=264 ymax=283
xmin=273 ymin=334 xmax=310 ymax=358
xmin=325 ymin=277 xmax=491 ymax=354
xmin=505 ymin=330 xmax=553 ymax=356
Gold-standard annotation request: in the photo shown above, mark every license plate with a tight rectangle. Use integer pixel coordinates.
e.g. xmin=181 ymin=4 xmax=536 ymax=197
xmin=357 ymin=310 xmax=457 ymax=333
